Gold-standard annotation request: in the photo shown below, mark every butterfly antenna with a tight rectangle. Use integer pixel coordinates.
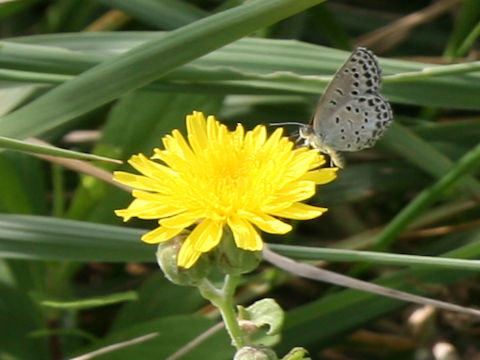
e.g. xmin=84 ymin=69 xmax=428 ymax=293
xmin=269 ymin=122 xmax=306 ymax=127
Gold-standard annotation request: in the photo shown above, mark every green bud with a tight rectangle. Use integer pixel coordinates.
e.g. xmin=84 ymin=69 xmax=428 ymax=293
xmin=214 ymin=229 xmax=262 ymax=275
xmin=156 ymin=234 xmax=210 ymax=286
xmin=234 ymin=346 xmax=278 ymax=360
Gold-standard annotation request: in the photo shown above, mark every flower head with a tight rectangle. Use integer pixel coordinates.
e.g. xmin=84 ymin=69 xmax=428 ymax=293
xmin=114 ymin=112 xmax=337 ymax=268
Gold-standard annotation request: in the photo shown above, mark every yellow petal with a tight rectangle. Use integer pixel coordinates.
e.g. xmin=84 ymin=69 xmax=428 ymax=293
xmin=141 ymin=226 xmax=184 ymax=244
xmin=160 ymin=129 xmax=195 ymax=162
xmin=160 ymin=211 xmax=202 ymax=228
xmin=115 ymin=199 xmax=151 ymax=221
xmin=270 ymin=181 xmax=316 ymax=205
xmin=232 ymin=123 xmax=245 ymax=140
xmin=241 ymin=211 xmax=292 ymax=234
xmin=128 ymin=153 xmax=177 ymax=181
xmin=114 ymin=209 xmax=134 ymax=222
xmin=151 ymin=150 xmax=189 ymax=172
xmin=286 ymin=151 xmax=319 ymax=176
xmin=113 ymin=172 xmax=157 ymax=191
xmin=190 ymin=219 xmax=223 ymax=252
xmin=206 ymin=115 xmax=220 ymax=141
xmin=227 ymin=216 xmax=263 ymax=251
xmin=301 ymin=167 xmax=338 ymax=184
xmin=308 ymin=152 xmax=327 ymax=168
xmin=245 ymin=125 xmax=267 ymax=151
xmin=115 ymin=198 xmax=182 ymax=220
xmin=262 ymin=127 xmax=283 ymax=153
xmin=270 ymin=202 xmax=328 ymax=220
xmin=187 ymin=111 xmax=208 ymax=153
xmin=177 ymin=236 xmax=202 ymax=268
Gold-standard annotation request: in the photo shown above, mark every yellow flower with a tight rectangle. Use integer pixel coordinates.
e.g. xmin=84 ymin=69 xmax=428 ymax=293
xmin=114 ymin=112 xmax=337 ymax=268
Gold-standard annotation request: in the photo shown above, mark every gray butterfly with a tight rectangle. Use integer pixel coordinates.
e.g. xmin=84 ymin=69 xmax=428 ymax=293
xmin=297 ymin=47 xmax=393 ymax=168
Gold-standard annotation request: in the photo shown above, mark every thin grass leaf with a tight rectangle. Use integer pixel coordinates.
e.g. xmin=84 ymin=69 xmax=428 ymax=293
xmin=0 ymin=137 xmax=121 ymax=164
xmin=269 ymin=244 xmax=480 ymax=271
xmin=379 ymin=122 xmax=480 ymax=194
xmin=373 ymin=140 xmax=480 ymax=251
xmin=384 ymin=60 xmax=480 ymax=82
xmin=3 ymin=34 xmax=480 ymax=110
xmin=0 ymin=0 xmax=325 ymax=139
xmin=456 ymin=21 xmax=480 ymax=57
xmin=264 ymin=247 xmax=480 ymax=316
xmin=2 ymin=213 xmax=480 ymax=272
xmin=0 ymin=214 xmax=150 ymax=262
xmin=444 ymin=0 xmax=480 ymax=58
xmin=41 ymin=291 xmax=138 ymax=310
xmin=277 ymin=231 xmax=480 ymax=351
xmin=97 ymin=0 xmax=207 ymax=29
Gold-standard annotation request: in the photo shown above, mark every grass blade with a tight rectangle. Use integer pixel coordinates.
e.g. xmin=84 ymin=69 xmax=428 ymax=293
xmin=0 ymin=0 xmax=325 ymax=139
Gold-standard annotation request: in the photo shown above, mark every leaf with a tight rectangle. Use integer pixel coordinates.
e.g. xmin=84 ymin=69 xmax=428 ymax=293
xmin=0 ymin=137 xmax=121 ymax=164
xmin=0 ymin=214 xmax=152 ymax=262
xmin=41 ymin=290 xmax=138 ymax=310
xmin=97 ymin=0 xmax=207 ymax=29
xmin=0 ymin=0 xmax=325 ymax=139
xmin=0 ymin=152 xmax=47 ymax=214
xmin=4 ymin=34 xmax=480 ymax=111
xmin=0 ymin=282 xmax=49 ymax=360
xmin=238 ymin=298 xmax=284 ymax=336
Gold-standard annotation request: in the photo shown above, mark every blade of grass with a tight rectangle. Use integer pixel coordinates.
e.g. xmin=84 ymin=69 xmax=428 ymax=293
xmin=268 ymin=244 xmax=480 ymax=271
xmin=379 ymin=122 xmax=480 ymax=195
xmin=373 ymin=140 xmax=480 ymax=251
xmin=335 ymin=197 xmax=479 ymax=250
xmin=279 ymin=237 xmax=480 ymax=351
xmin=3 ymin=213 xmax=480 ymax=270
xmin=309 ymin=4 xmax=351 ymax=50
xmin=4 ymin=34 xmax=480 ymax=110
xmin=41 ymin=290 xmax=138 ymax=310
xmin=384 ymin=60 xmax=480 ymax=82
xmin=456 ymin=21 xmax=480 ymax=58
xmin=444 ymin=0 xmax=480 ymax=58
xmin=0 ymin=214 xmax=150 ymax=262
xmin=0 ymin=136 xmax=122 ymax=164
xmin=0 ymin=0 xmax=325 ymax=139
xmin=263 ymin=247 xmax=480 ymax=317
xmin=97 ymin=0 xmax=207 ymax=29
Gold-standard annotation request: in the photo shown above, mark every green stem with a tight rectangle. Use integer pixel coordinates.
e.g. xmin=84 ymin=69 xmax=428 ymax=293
xmin=199 ymin=275 xmax=244 ymax=349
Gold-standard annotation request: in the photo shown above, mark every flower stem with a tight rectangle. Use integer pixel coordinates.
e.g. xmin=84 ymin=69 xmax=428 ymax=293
xmin=199 ymin=274 xmax=245 ymax=349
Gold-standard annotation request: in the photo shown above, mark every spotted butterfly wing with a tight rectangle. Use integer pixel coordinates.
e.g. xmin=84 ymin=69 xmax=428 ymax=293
xmin=310 ymin=47 xmax=392 ymax=152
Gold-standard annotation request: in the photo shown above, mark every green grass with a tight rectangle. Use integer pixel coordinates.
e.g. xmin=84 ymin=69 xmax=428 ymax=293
xmin=1 ymin=1 xmax=480 ymax=359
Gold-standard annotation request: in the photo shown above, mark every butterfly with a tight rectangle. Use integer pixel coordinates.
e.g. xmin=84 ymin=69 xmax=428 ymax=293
xmin=295 ymin=47 xmax=393 ymax=168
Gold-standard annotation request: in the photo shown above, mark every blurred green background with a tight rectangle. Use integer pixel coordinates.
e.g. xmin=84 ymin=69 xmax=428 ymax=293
xmin=1 ymin=0 xmax=480 ymax=359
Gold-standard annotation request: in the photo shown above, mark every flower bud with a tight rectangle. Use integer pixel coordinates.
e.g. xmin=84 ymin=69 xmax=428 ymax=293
xmin=156 ymin=234 xmax=210 ymax=286
xmin=214 ymin=231 xmax=262 ymax=275
xmin=234 ymin=346 xmax=278 ymax=360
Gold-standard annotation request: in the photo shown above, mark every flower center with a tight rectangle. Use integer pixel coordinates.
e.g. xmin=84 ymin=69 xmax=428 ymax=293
xmin=182 ymin=146 xmax=278 ymax=219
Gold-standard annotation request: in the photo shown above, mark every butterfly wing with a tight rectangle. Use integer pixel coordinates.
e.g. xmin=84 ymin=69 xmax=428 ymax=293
xmin=317 ymin=94 xmax=392 ymax=151
xmin=311 ymin=47 xmax=392 ymax=152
